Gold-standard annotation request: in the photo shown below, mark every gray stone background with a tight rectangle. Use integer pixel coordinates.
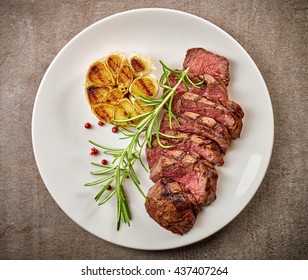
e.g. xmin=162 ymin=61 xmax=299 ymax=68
xmin=0 ymin=0 xmax=307 ymax=259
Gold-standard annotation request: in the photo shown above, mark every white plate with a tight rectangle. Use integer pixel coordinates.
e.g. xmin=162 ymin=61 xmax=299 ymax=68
xmin=32 ymin=8 xmax=274 ymax=250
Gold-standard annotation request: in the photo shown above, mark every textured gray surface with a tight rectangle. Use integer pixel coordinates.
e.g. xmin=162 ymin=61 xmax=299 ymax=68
xmin=0 ymin=0 xmax=307 ymax=259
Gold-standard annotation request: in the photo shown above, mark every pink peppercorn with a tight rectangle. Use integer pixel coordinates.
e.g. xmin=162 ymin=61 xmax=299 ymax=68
xmin=90 ymin=147 xmax=99 ymax=155
xmin=84 ymin=122 xmax=91 ymax=129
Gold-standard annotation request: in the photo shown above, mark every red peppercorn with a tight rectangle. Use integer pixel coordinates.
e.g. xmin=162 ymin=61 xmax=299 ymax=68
xmin=101 ymin=159 xmax=108 ymax=165
xmin=98 ymin=121 xmax=104 ymax=126
xmin=112 ymin=126 xmax=118 ymax=133
xmin=84 ymin=122 xmax=91 ymax=129
xmin=90 ymin=147 xmax=99 ymax=155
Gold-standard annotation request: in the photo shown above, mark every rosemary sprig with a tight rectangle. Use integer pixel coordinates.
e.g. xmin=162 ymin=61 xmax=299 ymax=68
xmin=85 ymin=60 xmax=202 ymax=230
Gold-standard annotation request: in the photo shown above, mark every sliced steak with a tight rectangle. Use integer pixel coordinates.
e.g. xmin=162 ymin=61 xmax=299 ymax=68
xmin=201 ymin=74 xmax=228 ymax=101
xmin=146 ymin=132 xmax=224 ymax=167
xmin=144 ymin=48 xmax=244 ymax=235
xmin=168 ymin=72 xmax=228 ymax=101
xmin=160 ymin=112 xmax=231 ymax=154
xmin=145 ymin=178 xmax=200 ymax=235
xmin=168 ymin=71 xmax=207 ymax=96
xmin=183 ymin=48 xmax=230 ymax=86
xmin=172 ymin=92 xmax=244 ymax=140
xmin=150 ymin=151 xmax=218 ymax=205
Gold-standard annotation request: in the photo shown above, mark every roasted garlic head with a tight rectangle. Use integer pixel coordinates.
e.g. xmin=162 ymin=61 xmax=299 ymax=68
xmin=85 ymin=52 xmax=158 ymax=126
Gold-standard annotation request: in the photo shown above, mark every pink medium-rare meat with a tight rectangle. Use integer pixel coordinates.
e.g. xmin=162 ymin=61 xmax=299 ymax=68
xmin=149 ymin=151 xmax=218 ymax=205
xmin=146 ymin=131 xmax=224 ymax=167
xmin=168 ymin=72 xmax=228 ymax=101
xmin=168 ymin=71 xmax=207 ymax=96
xmin=145 ymin=178 xmax=200 ymax=235
xmin=172 ymin=92 xmax=244 ymax=140
xmin=201 ymin=74 xmax=228 ymax=101
xmin=159 ymin=112 xmax=231 ymax=154
xmin=183 ymin=48 xmax=230 ymax=86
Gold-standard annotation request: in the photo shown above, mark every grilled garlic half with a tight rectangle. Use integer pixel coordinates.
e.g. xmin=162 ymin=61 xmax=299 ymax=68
xmin=85 ymin=51 xmax=158 ymax=126
xmin=127 ymin=52 xmax=154 ymax=77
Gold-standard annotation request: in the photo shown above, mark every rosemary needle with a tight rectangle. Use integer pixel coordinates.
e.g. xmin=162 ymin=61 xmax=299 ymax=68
xmin=85 ymin=60 xmax=202 ymax=230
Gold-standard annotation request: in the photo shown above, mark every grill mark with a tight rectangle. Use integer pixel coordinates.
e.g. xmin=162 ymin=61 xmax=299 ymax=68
xmin=138 ymin=79 xmax=153 ymax=96
xmin=131 ymin=58 xmax=145 ymax=72
xmin=117 ymin=65 xmax=132 ymax=85
xmin=89 ymin=64 xmax=113 ymax=85
xmin=88 ymin=91 xmax=99 ymax=104
xmin=107 ymin=57 xmax=121 ymax=74
xmin=161 ymin=150 xmax=187 ymax=162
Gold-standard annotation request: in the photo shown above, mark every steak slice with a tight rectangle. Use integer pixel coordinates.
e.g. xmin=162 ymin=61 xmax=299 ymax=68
xmin=168 ymin=71 xmax=207 ymax=96
xmin=146 ymin=132 xmax=224 ymax=168
xmin=168 ymin=72 xmax=228 ymax=101
xmin=172 ymin=92 xmax=244 ymax=140
xmin=160 ymin=112 xmax=231 ymax=154
xmin=183 ymin=48 xmax=230 ymax=86
xmin=145 ymin=178 xmax=200 ymax=235
xmin=201 ymin=74 xmax=228 ymax=101
xmin=150 ymin=151 xmax=218 ymax=205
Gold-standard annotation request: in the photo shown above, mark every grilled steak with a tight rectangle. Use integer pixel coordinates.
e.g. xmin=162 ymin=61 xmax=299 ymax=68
xmin=168 ymin=72 xmax=228 ymax=101
xmin=168 ymin=71 xmax=207 ymax=96
xmin=149 ymin=151 xmax=218 ymax=205
xmin=172 ymin=92 xmax=244 ymax=140
xmin=159 ymin=112 xmax=230 ymax=154
xmin=145 ymin=178 xmax=200 ymax=235
xmin=146 ymin=131 xmax=224 ymax=167
xmin=183 ymin=48 xmax=230 ymax=86
xmin=144 ymin=48 xmax=244 ymax=235
xmin=201 ymin=74 xmax=228 ymax=101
